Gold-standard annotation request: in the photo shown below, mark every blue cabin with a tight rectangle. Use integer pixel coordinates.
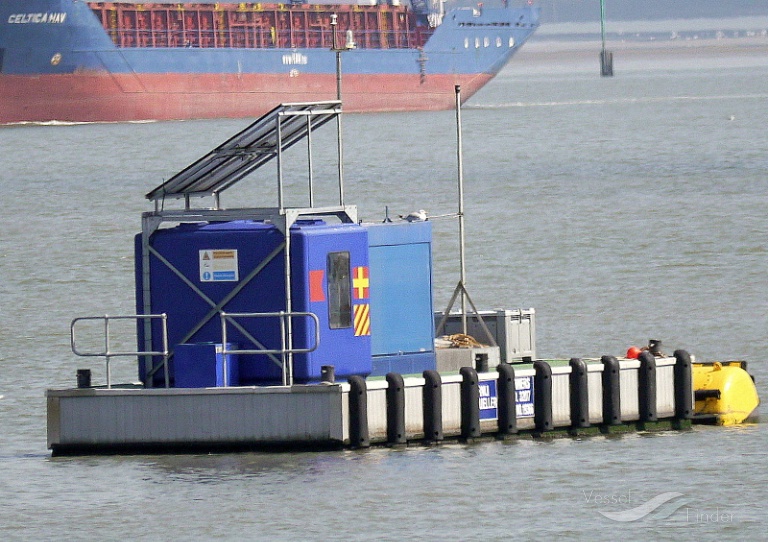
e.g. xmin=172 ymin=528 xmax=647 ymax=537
xmin=135 ymin=102 xmax=435 ymax=388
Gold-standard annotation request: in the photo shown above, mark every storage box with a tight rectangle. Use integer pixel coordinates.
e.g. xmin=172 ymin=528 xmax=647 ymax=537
xmin=435 ymin=309 xmax=536 ymax=362
xmin=174 ymin=343 xmax=239 ymax=388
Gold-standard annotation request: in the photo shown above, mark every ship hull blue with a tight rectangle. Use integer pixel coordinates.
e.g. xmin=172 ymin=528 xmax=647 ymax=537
xmin=0 ymin=1 xmax=539 ymax=122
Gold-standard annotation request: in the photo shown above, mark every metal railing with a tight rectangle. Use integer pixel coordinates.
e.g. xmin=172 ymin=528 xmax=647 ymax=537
xmin=70 ymin=314 xmax=169 ymax=389
xmin=109 ymin=27 xmax=421 ymax=50
xmin=219 ymin=311 xmax=320 ymax=386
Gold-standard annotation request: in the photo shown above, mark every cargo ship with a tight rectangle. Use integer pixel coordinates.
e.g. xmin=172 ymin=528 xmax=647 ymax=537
xmin=0 ymin=0 xmax=539 ymax=123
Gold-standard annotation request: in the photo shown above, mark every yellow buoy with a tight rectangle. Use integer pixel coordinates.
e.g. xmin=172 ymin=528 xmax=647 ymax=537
xmin=693 ymin=361 xmax=760 ymax=425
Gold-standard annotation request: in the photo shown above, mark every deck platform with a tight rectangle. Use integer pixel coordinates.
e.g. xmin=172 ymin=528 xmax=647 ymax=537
xmin=47 ymin=351 xmax=694 ymax=455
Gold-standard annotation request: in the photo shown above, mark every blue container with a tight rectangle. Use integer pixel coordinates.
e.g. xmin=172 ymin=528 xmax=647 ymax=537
xmin=174 ymin=342 xmax=239 ymax=388
xmin=365 ymin=221 xmax=436 ymax=376
xmin=290 ymin=222 xmax=372 ymax=383
xmin=136 ymin=220 xmax=371 ymax=385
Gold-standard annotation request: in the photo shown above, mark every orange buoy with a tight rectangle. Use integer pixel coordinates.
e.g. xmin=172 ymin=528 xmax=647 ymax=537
xmin=626 ymin=346 xmax=642 ymax=359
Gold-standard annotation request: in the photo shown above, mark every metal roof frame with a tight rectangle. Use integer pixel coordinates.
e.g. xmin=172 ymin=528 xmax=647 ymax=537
xmin=145 ymin=100 xmax=344 ymax=207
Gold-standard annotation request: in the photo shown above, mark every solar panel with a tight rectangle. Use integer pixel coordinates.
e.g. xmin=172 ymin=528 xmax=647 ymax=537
xmin=145 ymin=101 xmax=342 ymax=202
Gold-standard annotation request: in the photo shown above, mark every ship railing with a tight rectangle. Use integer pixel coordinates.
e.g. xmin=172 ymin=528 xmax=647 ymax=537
xmin=110 ymin=27 xmax=419 ymax=50
xmin=219 ymin=311 xmax=320 ymax=387
xmin=70 ymin=314 xmax=169 ymax=390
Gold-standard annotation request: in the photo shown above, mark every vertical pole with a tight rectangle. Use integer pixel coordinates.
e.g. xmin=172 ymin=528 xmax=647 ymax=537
xmin=277 ymin=112 xmax=293 ymax=385
xmin=141 ymin=219 xmax=154 ymax=388
xmin=106 ymin=355 xmax=112 ymax=390
xmin=455 ymin=85 xmax=467 ymax=334
xmin=333 ymin=53 xmax=341 ymax=101
xmin=599 ymin=0 xmax=613 ymax=76
xmin=337 ymin=107 xmax=345 ymax=207
xmin=335 ymin=54 xmax=342 ymax=101
xmin=280 ymin=234 xmax=293 ymax=386
xmin=307 ymin=115 xmax=314 ymax=208
xmin=600 ymin=0 xmax=607 ymax=54
xmin=284 ymin=227 xmax=293 ymax=386
xmin=221 ymin=314 xmax=229 ymax=385
xmin=331 ymin=14 xmax=345 ymax=206
xmin=161 ymin=314 xmax=169 ymax=388
xmin=104 ymin=316 xmax=112 ymax=389
xmin=331 ymin=14 xmax=341 ymax=101
xmin=277 ymin=115 xmax=284 ymax=211
xmin=280 ymin=312 xmax=288 ymax=386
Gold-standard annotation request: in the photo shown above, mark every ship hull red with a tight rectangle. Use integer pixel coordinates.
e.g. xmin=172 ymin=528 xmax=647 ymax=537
xmin=0 ymin=72 xmax=492 ymax=123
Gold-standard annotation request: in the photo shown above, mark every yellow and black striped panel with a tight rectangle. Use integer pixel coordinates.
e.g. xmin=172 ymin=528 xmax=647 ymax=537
xmin=353 ymin=304 xmax=370 ymax=336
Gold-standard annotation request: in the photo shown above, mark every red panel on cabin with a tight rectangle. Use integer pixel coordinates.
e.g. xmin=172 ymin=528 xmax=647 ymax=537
xmin=309 ymin=269 xmax=325 ymax=302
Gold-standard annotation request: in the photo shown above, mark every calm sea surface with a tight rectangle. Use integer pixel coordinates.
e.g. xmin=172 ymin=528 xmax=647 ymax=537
xmin=1 ymin=44 xmax=767 ymax=539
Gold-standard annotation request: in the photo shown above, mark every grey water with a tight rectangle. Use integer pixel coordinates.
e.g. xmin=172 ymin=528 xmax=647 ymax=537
xmin=1 ymin=47 xmax=767 ymax=539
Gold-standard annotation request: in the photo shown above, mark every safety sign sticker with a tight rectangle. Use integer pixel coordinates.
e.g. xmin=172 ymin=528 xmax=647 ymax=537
xmin=479 ymin=379 xmax=498 ymax=421
xmin=478 ymin=375 xmax=535 ymax=420
xmin=516 ymin=376 xmax=534 ymax=418
xmin=199 ymin=249 xmax=239 ymax=282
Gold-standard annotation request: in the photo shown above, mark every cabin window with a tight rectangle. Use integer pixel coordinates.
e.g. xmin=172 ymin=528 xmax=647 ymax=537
xmin=327 ymin=251 xmax=352 ymax=329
